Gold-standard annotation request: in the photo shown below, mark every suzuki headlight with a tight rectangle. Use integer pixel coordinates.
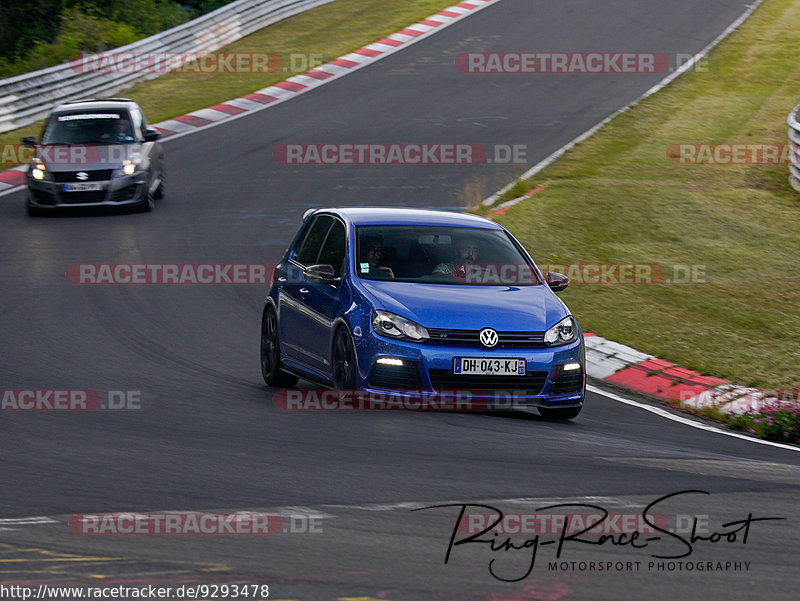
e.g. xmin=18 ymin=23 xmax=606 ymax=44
xmin=544 ymin=316 xmax=578 ymax=346
xmin=30 ymin=159 xmax=48 ymax=180
xmin=114 ymin=158 xmax=140 ymax=178
xmin=372 ymin=310 xmax=429 ymax=342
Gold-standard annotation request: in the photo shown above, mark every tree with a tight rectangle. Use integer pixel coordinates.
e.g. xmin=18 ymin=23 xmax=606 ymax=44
xmin=0 ymin=0 xmax=67 ymax=61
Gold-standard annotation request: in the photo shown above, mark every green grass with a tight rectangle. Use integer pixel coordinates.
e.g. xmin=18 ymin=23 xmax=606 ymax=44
xmin=0 ymin=0 xmax=455 ymax=170
xmin=487 ymin=0 xmax=800 ymax=389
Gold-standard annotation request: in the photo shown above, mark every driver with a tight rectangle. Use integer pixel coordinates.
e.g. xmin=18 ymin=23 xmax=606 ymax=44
xmin=360 ymin=234 xmax=394 ymax=278
xmin=101 ymin=118 xmax=133 ymax=142
xmin=432 ymin=233 xmax=480 ymax=276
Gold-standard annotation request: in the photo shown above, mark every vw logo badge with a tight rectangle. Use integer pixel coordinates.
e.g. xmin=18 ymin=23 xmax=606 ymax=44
xmin=76 ymin=172 xmax=89 ymax=181
xmin=479 ymin=328 xmax=499 ymax=348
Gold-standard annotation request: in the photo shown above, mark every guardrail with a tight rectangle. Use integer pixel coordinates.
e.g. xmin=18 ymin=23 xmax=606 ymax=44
xmin=0 ymin=0 xmax=335 ymax=134
xmin=788 ymin=103 xmax=800 ymax=192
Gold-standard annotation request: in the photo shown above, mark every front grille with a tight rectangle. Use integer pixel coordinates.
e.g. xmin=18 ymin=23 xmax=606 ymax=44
xmin=52 ymin=170 xmax=113 ymax=182
xmin=428 ymin=369 xmax=548 ymax=394
xmin=60 ymin=190 xmax=108 ymax=204
xmin=369 ymin=362 xmax=422 ymax=390
xmin=550 ymin=367 xmax=584 ymax=395
xmin=426 ymin=328 xmax=546 ymax=348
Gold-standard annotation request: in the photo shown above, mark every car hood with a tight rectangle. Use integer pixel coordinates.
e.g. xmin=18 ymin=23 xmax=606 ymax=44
xmin=359 ymin=280 xmax=569 ymax=331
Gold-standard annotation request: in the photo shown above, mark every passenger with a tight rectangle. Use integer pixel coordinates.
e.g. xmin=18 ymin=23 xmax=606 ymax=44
xmin=432 ymin=233 xmax=481 ymax=276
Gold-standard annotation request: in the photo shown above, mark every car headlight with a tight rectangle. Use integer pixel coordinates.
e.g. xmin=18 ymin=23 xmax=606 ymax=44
xmin=372 ymin=310 xmax=429 ymax=342
xmin=544 ymin=316 xmax=578 ymax=346
xmin=113 ymin=158 xmax=140 ymax=178
xmin=30 ymin=160 xmax=48 ymax=181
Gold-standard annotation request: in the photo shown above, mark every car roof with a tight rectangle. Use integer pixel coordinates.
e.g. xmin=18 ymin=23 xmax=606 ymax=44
xmin=310 ymin=207 xmax=503 ymax=229
xmin=52 ymin=98 xmax=138 ymax=114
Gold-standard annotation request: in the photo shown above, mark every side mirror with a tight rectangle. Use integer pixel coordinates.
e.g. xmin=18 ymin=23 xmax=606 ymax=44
xmin=305 ymin=264 xmax=337 ymax=285
xmin=21 ymin=136 xmax=36 ymax=147
xmin=546 ymin=271 xmax=569 ymax=292
xmin=143 ymin=129 xmax=160 ymax=142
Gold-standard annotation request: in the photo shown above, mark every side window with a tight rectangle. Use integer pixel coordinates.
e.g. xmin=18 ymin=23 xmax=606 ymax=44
xmin=40 ymin=116 xmax=59 ymax=143
xmin=130 ymin=108 xmax=145 ymax=139
xmin=293 ymin=216 xmax=333 ymax=266
xmin=317 ymin=220 xmax=346 ymax=277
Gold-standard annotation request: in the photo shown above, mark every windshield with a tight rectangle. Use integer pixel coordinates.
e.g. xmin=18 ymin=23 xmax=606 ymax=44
xmin=355 ymin=225 xmax=543 ymax=285
xmin=41 ymin=111 xmax=135 ymax=144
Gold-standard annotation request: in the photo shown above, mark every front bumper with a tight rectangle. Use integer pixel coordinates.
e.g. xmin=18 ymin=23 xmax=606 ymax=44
xmin=26 ymin=173 xmax=148 ymax=209
xmin=353 ymin=333 xmax=585 ymax=410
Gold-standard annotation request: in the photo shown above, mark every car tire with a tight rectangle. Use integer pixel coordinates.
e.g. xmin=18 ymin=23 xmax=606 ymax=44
xmin=537 ymin=406 xmax=582 ymax=421
xmin=137 ymin=187 xmax=155 ymax=212
xmin=332 ymin=327 xmax=357 ymax=390
xmin=261 ymin=307 xmax=298 ymax=387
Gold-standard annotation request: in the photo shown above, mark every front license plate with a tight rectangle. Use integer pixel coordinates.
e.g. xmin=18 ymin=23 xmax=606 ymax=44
xmin=453 ymin=358 xmax=526 ymax=376
xmin=62 ymin=182 xmax=104 ymax=192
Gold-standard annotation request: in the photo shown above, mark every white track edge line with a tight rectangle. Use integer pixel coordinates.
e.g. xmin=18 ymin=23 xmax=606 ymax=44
xmin=588 ymin=384 xmax=800 ymax=453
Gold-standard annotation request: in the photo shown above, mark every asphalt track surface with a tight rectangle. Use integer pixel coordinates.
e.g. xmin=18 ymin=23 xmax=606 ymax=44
xmin=2 ymin=1 xmax=799 ymax=599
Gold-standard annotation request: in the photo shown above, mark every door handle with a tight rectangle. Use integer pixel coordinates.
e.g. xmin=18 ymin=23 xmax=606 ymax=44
xmin=299 ymin=288 xmax=310 ymax=294
xmin=277 ymin=277 xmax=287 ymax=283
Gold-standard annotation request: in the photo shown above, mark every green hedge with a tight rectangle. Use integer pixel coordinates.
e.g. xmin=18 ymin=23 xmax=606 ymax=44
xmin=0 ymin=1 xmax=234 ymax=78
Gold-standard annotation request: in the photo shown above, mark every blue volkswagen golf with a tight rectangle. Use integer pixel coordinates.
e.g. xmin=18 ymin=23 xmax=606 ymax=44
xmin=261 ymin=208 xmax=585 ymax=419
